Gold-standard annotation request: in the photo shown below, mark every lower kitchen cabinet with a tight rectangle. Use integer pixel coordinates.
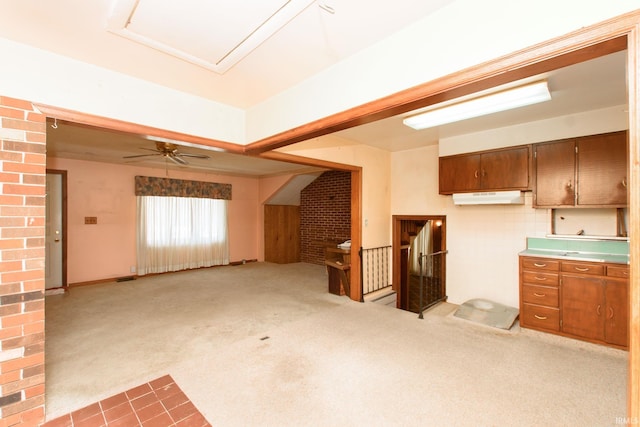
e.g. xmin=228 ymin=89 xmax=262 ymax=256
xmin=519 ymin=256 xmax=629 ymax=349
xmin=604 ymin=277 xmax=628 ymax=347
xmin=561 ymin=274 xmax=605 ymax=341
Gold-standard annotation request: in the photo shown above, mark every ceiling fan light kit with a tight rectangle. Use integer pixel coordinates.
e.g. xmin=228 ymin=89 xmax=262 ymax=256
xmin=123 ymin=141 xmax=210 ymax=166
xmin=403 ymin=80 xmax=552 ymax=130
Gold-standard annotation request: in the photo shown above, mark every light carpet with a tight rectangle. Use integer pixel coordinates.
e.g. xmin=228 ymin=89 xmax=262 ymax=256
xmin=45 ymin=262 xmax=628 ymax=426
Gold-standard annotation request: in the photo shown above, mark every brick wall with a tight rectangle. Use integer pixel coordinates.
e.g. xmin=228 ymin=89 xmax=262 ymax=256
xmin=300 ymin=171 xmax=351 ymax=265
xmin=0 ymin=97 xmax=46 ymax=426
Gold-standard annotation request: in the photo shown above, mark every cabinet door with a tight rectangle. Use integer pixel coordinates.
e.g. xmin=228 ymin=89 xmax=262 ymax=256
xmin=264 ymin=205 xmax=300 ymax=264
xmin=576 ymin=131 xmax=628 ymax=206
xmin=605 ymin=278 xmax=628 ymax=347
xmin=534 ymin=140 xmax=576 ymax=207
xmin=561 ymin=274 xmax=604 ymax=341
xmin=438 ymin=154 xmax=481 ymax=194
xmin=480 ymin=146 xmax=530 ymax=190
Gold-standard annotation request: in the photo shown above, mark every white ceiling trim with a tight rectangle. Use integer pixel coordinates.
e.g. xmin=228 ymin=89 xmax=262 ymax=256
xmin=107 ymin=0 xmax=315 ymax=74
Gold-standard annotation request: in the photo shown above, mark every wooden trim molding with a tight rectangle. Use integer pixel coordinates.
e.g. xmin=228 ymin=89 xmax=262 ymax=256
xmin=34 ymin=104 xmax=245 ymax=154
xmin=349 ymin=168 xmax=362 ymax=302
xmin=245 ymin=12 xmax=636 ymax=154
xmin=258 ymin=150 xmax=361 ymax=172
xmin=627 ymin=23 xmax=640 ymax=420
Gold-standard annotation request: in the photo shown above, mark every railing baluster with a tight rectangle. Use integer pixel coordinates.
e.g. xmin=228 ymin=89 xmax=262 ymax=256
xmin=360 ymin=245 xmax=392 ymax=297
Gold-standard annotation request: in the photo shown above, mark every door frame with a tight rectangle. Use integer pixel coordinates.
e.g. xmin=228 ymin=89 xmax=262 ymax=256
xmin=392 ymin=215 xmax=447 ymax=310
xmin=46 ymin=169 xmax=68 ymax=288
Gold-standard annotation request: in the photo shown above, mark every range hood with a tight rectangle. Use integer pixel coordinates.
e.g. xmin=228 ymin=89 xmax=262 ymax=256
xmin=452 ymin=190 xmax=524 ymax=205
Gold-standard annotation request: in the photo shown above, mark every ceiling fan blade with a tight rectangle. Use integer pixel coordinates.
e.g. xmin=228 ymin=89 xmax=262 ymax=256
xmin=178 ymin=153 xmax=210 ymax=159
xmin=123 ymin=153 xmax=162 ymax=159
xmin=168 ymin=154 xmax=189 ymax=165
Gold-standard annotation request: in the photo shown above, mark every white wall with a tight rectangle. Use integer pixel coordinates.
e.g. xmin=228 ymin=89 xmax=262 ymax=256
xmin=1 ymin=1 xmax=633 ymax=147
xmin=247 ymin=0 xmax=639 ymax=141
xmin=0 ymin=37 xmax=246 ymax=144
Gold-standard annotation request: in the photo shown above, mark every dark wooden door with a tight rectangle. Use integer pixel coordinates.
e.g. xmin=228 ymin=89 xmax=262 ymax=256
xmin=438 ymin=154 xmax=480 ymax=194
xmin=264 ymin=205 xmax=300 ymax=264
xmin=576 ymin=131 xmax=628 ymax=206
xmin=480 ymin=146 xmax=530 ymax=190
xmin=561 ymin=274 xmax=604 ymax=341
xmin=534 ymin=139 xmax=576 ymax=207
xmin=605 ymin=278 xmax=628 ymax=347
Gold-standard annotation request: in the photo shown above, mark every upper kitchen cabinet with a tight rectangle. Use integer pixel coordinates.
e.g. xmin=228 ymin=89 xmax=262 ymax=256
xmin=533 ymin=139 xmax=576 ymax=207
xmin=576 ymin=131 xmax=628 ymax=206
xmin=439 ymin=145 xmax=530 ymax=194
xmin=533 ymin=131 xmax=628 ymax=208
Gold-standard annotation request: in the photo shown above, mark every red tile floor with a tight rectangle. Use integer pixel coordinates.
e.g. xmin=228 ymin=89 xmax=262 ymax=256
xmin=42 ymin=375 xmax=211 ymax=427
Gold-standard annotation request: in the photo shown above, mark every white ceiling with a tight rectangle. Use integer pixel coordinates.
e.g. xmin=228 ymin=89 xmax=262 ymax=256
xmin=0 ymin=0 xmax=454 ymax=109
xmin=333 ymin=51 xmax=628 ymax=151
xmin=0 ymin=1 xmax=629 ymax=176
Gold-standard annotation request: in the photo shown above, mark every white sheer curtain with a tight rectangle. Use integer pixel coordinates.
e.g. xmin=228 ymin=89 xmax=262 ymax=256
xmin=136 ymin=196 xmax=229 ymax=275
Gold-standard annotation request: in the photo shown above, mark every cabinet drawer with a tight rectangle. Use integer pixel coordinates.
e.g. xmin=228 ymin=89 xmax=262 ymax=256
xmin=522 ymin=284 xmax=559 ymax=307
xmin=561 ymin=261 xmax=604 ymax=276
xmin=607 ymin=265 xmax=629 ymax=278
xmin=521 ymin=257 xmax=560 ymax=271
xmin=521 ymin=304 xmax=560 ymax=332
xmin=522 ymin=271 xmax=559 ymax=286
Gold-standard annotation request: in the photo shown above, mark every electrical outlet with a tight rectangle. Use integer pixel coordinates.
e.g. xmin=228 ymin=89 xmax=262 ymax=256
xmin=130 ymin=266 xmax=136 ymax=273
xmin=84 ymin=217 xmax=97 ymax=225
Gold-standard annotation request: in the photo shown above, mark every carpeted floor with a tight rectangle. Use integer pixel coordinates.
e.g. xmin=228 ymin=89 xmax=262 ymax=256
xmin=45 ymin=262 xmax=628 ymax=426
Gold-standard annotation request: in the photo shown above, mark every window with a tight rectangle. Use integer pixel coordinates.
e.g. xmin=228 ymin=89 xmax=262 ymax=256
xmin=136 ymin=196 xmax=229 ymax=275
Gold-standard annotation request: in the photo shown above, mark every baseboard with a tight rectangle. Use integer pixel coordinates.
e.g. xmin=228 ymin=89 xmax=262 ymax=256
xmin=68 ymin=260 xmax=259 ymax=287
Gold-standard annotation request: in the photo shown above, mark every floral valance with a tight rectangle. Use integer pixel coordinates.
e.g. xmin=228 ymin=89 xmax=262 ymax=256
xmin=135 ymin=176 xmax=232 ymax=200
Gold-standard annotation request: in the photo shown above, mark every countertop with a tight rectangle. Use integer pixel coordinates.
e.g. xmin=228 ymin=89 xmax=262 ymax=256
xmin=518 ymin=248 xmax=629 ymax=264
xmin=520 ymin=237 xmax=630 ymax=265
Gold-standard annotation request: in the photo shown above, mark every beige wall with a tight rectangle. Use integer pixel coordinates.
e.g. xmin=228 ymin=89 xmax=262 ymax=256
xmin=440 ymin=105 xmax=629 ymax=156
xmin=390 ymin=102 xmax=627 ymax=308
xmin=391 ymin=145 xmax=550 ymax=307
xmin=47 ymin=157 xmax=264 ymax=284
xmin=278 ymin=135 xmax=391 ymax=248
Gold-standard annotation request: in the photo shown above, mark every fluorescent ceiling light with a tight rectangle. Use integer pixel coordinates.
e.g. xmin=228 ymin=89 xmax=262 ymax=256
xmin=403 ymin=80 xmax=551 ymax=130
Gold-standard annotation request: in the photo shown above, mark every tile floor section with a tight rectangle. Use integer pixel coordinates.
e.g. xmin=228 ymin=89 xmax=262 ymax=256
xmin=42 ymin=375 xmax=211 ymax=427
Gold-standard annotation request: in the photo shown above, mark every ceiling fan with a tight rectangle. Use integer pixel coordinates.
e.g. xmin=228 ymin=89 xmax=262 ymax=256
xmin=123 ymin=141 xmax=210 ymax=165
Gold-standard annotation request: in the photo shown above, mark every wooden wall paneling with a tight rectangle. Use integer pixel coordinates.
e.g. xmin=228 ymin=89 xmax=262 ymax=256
xmin=264 ymin=205 xmax=300 ymax=264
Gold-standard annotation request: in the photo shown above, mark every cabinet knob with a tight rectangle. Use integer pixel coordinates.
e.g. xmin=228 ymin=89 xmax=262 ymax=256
xmin=596 ymin=304 xmax=601 ymax=316
xmin=608 ymin=307 xmax=614 ymax=319
xmin=533 ymin=263 xmax=546 ymax=267
xmin=533 ymin=292 xmax=546 ymax=297
xmin=534 ymin=314 xmax=548 ymax=320
xmin=474 ymin=170 xmax=479 ymax=179
xmin=622 ymin=178 xmax=627 ymax=188
xmin=534 ymin=276 xmax=547 ymax=281
xmin=566 ymin=181 xmax=572 ymax=189
xmin=574 ymin=267 xmax=589 ymax=272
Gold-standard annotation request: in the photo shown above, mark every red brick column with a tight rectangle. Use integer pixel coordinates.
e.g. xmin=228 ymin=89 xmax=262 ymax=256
xmin=0 ymin=97 xmax=46 ymax=426
xmin=300 ymin=171 xmax=351 ymax=265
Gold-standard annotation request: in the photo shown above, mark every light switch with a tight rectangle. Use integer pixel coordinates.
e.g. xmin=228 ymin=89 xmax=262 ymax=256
xmin=84 ymin=217 xmax=97 ymax=225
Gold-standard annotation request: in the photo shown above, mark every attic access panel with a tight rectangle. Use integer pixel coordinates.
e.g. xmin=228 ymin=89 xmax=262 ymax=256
xmin=107 ymin=0 xmax=315 ymax=74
